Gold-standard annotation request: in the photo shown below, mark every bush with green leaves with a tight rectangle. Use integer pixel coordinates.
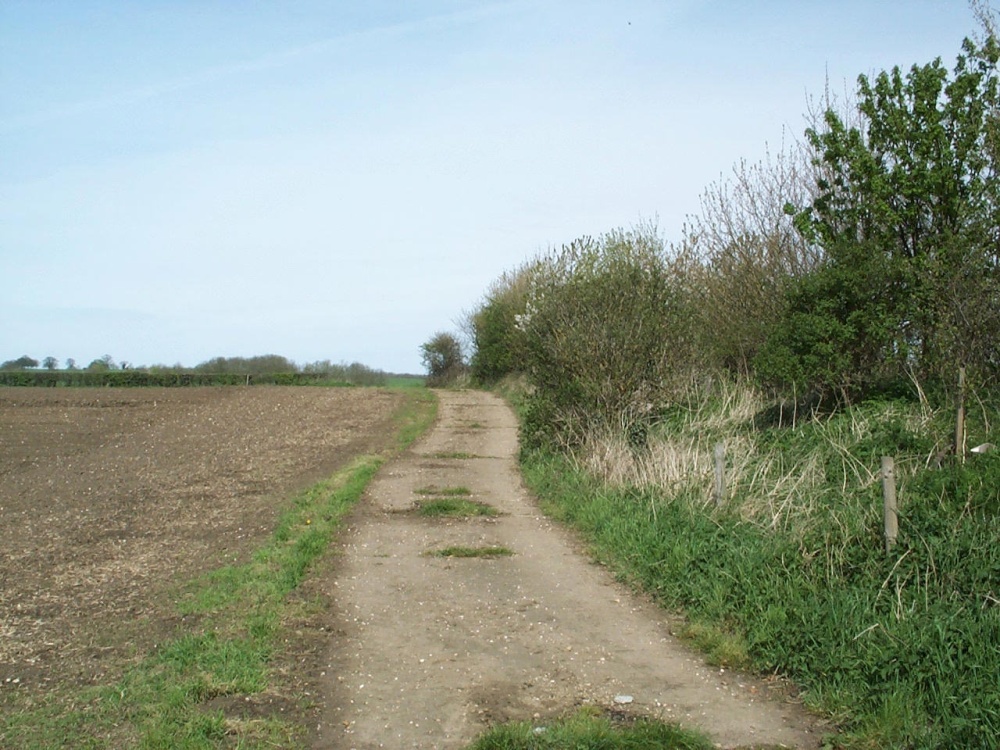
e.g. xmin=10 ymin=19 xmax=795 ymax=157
xmin=1 ymin=354 xmax=39 ymax=370
xmin=420 ymin=331 xmax=466 ymax=387
xmin=516 ymin=225 xmax=695 ymax=450
xmin=771 ymin=35 xmax=1000 ymax=397
xmin=468 ymin=261 xmax=539 ymax=385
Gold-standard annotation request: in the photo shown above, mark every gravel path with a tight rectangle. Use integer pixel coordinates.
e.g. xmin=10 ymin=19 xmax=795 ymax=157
xmin=313 ymin=390 xmax=821 ymax=749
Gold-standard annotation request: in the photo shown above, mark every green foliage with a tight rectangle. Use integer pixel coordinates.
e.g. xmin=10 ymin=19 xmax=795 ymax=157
xmin=300 ymin=360 xmax=388 ymax=386
xmin=86 ymin=354 xmax=116 ymax=371
xmin=517 ymin=225 xmax=694 ymax=449
xmin=0 ymin=370 xmax=332 ymax=387
xmin=0 ymin=361 xmax=390 ymax=388
xmin=683 ymin=145 xmax=819 ymax=379
xmin=194 ymin=353 xmax=296 ymax=374
xmin=414 ymin=485 xmax=472 ymax=496
xmin=1 ymin=354 xmax=39 ymax=370
xmin=467 ymin=707 xmax=713 ymax=750
xmin=519 ymin=388 xmax=1000 ymax=749
xmin=420 ymin=331 xmax=466 ymax=387
xmin=417 ymin=498 xmax=498 ymax=517
xmin=469 ymin=262 xmax=538 ymax=384
xmin=754 ymin=248 xmax=898 ymax=399
xmin=778 ymin=35 xmax=1000 ymax=395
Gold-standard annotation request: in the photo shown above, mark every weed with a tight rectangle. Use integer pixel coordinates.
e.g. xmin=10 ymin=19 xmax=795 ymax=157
xmin=466 ymin=707 xmax=713 ymax=749
xmin=428 ymin=546 xmax=513 ymax=558
xmin=417 ymin=498 xmax=499 ymax=518
xmin=415 ymin=485 xmax=473 ymax=496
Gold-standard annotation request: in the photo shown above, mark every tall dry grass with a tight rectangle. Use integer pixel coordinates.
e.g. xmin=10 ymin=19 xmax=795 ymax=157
xmin=572 ymin=378 xmax=940 ymax=535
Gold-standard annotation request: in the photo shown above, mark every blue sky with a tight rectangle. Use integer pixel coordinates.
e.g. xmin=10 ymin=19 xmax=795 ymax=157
xmin=0 ymin=1 xmax=979 ymax=373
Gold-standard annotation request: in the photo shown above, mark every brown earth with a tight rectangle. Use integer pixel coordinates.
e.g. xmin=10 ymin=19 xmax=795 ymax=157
xmin=1 ymin=386 xmax=826 ymax=749
xmin=0 ymin=386 xmax=404 ymax=702
xmin=307 ymin=390 xmax=825 ymax=749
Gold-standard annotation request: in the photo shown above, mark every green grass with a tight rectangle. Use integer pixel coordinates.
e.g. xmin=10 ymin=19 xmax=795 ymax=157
xmin=466 ymin=707 xmax=713 ymax=749
xmin=417 ymin=498 xmax=499 ymax=517
xmin=415 ymin=484 xmax=473 ymax=496
xmin=385 ymin=374 xmax=427 ymax=388
xmin=1 ymin=389 xmax=437 ymax=749
xmin=428 ymin=545 xmax=513 ymax=558
xmin=392 ymin=388 xmax=437 ymax=450
xmin=518 ymin=384 xmax=1000 ymax=750
xmin=431 ymin=451 xmax=480 ymax=459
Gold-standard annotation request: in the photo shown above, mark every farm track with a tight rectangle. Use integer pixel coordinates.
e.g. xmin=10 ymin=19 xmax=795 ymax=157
xmin=310 ymin=390 xmax=822 ymax=749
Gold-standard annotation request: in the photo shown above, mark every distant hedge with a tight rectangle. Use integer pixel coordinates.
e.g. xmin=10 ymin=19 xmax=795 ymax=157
xmin=0 ymin=371 xmax=341 ymax=388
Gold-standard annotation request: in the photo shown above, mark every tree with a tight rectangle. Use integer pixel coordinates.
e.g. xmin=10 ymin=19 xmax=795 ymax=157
xmin=65 ymin=358 xmax=77 ymax=370
xmin=1 ymin=355 xmax=39 ymax=370
xmin=468 ymin=261 xmax=538 ymax=384
xmin=683 ymin=140 xmax=821 ymax=378
xmin=42 ymin=356 xmax=59 ymax=370
xmin=420 ymin=332 xmax=465 ymax=387
xmin=87 ymin=354 xmax=117 ymax=371
xmin=766 ymin=35 xmax=1000 ymax=395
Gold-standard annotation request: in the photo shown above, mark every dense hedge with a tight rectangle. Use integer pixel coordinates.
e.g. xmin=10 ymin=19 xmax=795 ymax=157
xmin=0 ymin=371 xmax=340 ymax=387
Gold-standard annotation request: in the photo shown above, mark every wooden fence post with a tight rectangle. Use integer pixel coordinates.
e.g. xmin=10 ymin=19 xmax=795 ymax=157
xmin=713 ymin=442 xmax=726 ymax=507
xmin=882 ymin=456 xmax=898 ymax=553
xmin=955 ymin=366 xmax=967 ymax=464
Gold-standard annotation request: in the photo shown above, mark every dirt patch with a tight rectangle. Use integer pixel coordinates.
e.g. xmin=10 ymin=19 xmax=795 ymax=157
xmin=0 ymin=386 xmax=404 ymax=704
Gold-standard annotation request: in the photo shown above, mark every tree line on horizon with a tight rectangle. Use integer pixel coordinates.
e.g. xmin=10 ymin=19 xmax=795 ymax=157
xmin=0 ymin=353 xmax=389 ymax=385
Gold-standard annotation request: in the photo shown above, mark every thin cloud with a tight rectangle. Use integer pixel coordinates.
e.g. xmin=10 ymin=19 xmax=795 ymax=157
xmin=0 ymin=1 xmax=517 ymax=133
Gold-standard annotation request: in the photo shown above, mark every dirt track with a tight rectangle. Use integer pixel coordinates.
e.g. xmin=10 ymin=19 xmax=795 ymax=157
xmin=312 ymin=390 xmax=822 ymax=749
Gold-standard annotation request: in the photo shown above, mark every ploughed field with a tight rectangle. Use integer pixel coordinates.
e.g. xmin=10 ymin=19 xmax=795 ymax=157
xmin=0 ymin=386 xmax=404 ymax=703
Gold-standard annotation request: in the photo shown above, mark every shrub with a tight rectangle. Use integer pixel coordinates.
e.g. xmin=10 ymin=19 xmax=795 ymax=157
xmin=420 ymin=332 xmax=466 ymax=387
xmin=468 ymin=261 xmax=539 ymax=384
xmin=517 ymin=224 xmax=695 ymax=449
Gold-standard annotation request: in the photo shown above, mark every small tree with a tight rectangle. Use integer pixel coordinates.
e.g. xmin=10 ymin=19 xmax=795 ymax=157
xmin=1 ymin=355 xmax=39 ymax=370
xmin=42 ymin=356 xmax=59 ymax=370
xmin=87 ymin=355 xmax=117 ymax=372
xmin=768 ymin=34 xmax=1000 ymax=396
xmin=420 ymin=332 xmax=465 ymax=387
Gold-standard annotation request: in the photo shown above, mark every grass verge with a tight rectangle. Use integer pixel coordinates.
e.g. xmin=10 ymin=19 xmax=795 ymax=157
xmin=517 ymin=386 xmax=1000 ymax=750
xmin=466 ymin=707 xmax=713 ymax=750
xmin=1 ymin=388 xmax=437 ymax=749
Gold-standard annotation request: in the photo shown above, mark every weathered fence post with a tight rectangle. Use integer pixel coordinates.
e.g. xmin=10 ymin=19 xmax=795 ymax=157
xmin=881 ymin=456 xmax=898 ymax=553
xmin=713 ymin=442 xmax=726 ymax=507
xmin=955 ymin=366 xmax=967 ymax=464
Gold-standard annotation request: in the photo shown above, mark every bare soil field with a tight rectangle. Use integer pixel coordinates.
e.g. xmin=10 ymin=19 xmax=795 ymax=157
xmin=0 ymin=386 xmax=404 ymax=706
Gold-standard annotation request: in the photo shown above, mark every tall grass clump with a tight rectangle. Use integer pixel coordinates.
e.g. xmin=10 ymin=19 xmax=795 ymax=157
xmin=518 ymin=377 xmax=1000 ymax=749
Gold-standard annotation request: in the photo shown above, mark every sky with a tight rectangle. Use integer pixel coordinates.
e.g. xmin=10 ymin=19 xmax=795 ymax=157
xmin=0 ymin=1 xmax=982 ymax=374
